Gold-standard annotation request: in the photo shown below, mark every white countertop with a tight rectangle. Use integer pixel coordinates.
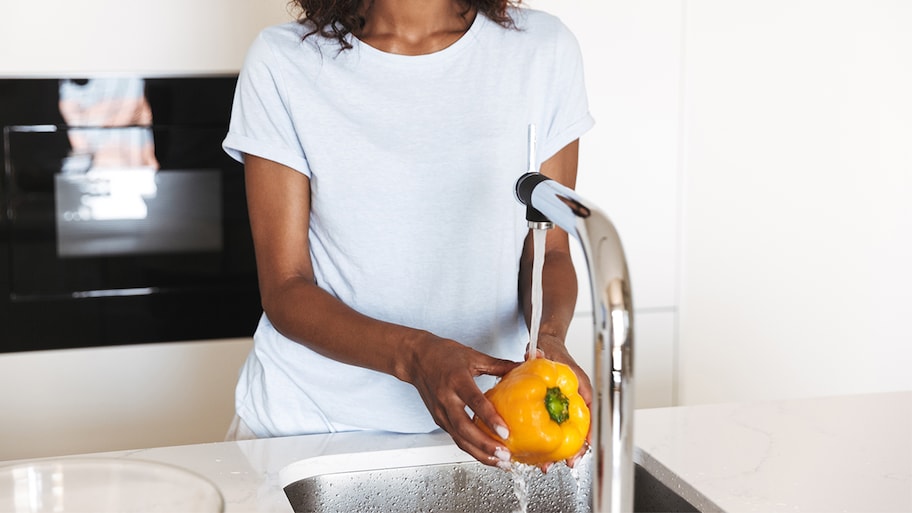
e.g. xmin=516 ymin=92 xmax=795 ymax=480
xmin=4 ymin=391 xmax=910 ymax=512
xmin=635 ymin=390 xmax=911 ymax=513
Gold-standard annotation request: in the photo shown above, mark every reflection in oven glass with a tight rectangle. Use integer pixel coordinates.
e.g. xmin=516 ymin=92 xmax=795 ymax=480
xmin=58 ymin=78 xmax=158 ymax=169
xmin=55 ymin=168 xmax=222 ymax=257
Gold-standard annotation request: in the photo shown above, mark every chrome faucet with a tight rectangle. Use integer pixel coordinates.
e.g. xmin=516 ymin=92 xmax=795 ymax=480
xmin=515 ymin=172 xmax=635 ymax=513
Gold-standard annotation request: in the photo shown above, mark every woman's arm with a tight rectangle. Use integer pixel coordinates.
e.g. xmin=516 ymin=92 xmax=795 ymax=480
xmin=518 ymin=139 xmax=593 ymax=406
xmin=244 ymin=154 xmax=518 ymax=467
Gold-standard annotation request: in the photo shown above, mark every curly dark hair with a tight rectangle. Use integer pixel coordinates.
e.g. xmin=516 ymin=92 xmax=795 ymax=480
xmin=290 ymin=0 xmax=520 ymax=50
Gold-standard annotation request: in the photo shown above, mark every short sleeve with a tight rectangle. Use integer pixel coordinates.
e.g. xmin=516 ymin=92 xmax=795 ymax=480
xmin=222 ymin=31 xmax=312 ymax=177
xmin=537 ymin=20 xmax=595 ymax=163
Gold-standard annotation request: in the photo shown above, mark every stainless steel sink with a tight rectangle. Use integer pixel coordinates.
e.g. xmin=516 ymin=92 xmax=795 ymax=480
xmin=281 ymin=445 xmax=703 ymax=513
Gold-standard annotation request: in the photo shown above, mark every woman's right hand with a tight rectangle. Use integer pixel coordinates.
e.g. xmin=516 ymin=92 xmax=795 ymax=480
xmin=403 ymin=334 xmax=519 ymax=469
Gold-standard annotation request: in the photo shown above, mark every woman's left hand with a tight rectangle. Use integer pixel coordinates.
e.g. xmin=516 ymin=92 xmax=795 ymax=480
xmin=526 ymin=333 xmax=592 ymax=471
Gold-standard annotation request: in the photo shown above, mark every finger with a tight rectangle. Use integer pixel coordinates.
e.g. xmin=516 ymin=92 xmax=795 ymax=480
xmin=524 ymin=347 xmax=546 ymax=361
xmin=443 ymin=401 xmax=512 ymax=470
xmin=474 ymin=354 xmax=520 ymax=378
xmin=459 ymin=386 xmax=515 ymax=462
xmin=574 ymin=364 xmax=593 ymax=406
xmin=567 ymin=440 xmax=591 ymax=468
xmin=462 ymin=384 xmax=510 ymax=442
xmin=459 ymin=434 xmax=511 ymax=469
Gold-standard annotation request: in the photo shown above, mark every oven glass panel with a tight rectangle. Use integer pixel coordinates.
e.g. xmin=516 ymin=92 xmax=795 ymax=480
xmin=5 ymin=125 xmax=247 ymax=301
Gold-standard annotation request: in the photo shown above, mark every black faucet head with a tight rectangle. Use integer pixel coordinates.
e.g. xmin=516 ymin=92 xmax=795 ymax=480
xmin=515 ymin=172 xmax=553 ymax=224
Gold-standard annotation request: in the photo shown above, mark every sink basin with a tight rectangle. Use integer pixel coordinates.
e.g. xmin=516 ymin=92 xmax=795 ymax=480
xmin=281 ymin=445 xmax=703 ymax=513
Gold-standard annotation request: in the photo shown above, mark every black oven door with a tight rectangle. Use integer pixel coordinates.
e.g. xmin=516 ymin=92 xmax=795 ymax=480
xmin=1 ymin=123 xmax=260 ymax=352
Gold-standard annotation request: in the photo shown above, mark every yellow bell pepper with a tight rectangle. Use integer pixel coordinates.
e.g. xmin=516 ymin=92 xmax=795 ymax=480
xmin=476 ymin=358 xmax=590 ymax=465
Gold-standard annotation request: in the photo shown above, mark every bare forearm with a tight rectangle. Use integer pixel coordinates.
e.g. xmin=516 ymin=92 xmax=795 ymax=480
xmin=261 ymin=276 xmax=425 ymax=383
xmin=519 ymin=231 xmax=578 ymax=346
xmin=539 ymin=249 xmax=578 ymax=343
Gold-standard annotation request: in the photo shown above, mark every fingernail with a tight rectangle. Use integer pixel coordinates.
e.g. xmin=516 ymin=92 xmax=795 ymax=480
xmin=494 ymin=448 xmax=511 ymax=462
xmin=497 ymin=460 xmax=513 ymax=471
xmin=495 ymin=425 xmax=510 ymax=440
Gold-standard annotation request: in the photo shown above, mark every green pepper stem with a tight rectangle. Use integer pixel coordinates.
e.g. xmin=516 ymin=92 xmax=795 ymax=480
xmin=544 ymin=387 xmax=570 ymax=424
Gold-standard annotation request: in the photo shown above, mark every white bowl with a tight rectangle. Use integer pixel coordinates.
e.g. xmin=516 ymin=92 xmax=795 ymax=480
xmin=0 ymin=457 xmax=224 ymax=513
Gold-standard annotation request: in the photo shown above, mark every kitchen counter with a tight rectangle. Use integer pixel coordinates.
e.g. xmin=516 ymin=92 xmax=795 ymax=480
xmin=635 ymin=390 xmax=911 ymax=512
xmin=3 ymin=391 xmax=910 ymax=512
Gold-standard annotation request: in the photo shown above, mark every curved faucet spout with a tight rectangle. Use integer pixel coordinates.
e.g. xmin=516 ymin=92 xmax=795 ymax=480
xmin=515 ymin=172 xmax=635 ymax=513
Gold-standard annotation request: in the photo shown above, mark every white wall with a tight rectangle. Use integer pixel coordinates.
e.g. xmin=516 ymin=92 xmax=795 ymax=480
xmin=0 ymin=0 xmax=292 ymax=75
xmin=677 ymin=0 xmax=912 ymax=403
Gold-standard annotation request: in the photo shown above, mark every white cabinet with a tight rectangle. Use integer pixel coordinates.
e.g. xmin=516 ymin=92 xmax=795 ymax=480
xmin=0 ymin=339 xmax=253 ymax=461
xmin=566 ymin=311 xmax=676 ymax=409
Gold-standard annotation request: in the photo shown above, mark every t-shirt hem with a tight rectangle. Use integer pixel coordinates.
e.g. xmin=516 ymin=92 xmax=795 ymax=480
xmin=223 ymin=132 xmax=312 ymax=178
xmin=539 ymin=113 xmax=596 ymax=165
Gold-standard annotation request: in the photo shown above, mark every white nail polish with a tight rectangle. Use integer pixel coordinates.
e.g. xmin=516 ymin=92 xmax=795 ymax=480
xmin=496 ymin=460 xmax=513 ymax=471
xmin=495 ymin=425 xmax=510 ymax=440
xmin=494 ymin=448 xmax=511 ymax=462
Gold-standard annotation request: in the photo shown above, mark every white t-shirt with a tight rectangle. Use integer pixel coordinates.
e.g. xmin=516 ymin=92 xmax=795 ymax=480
xmin=223 ymin=7 xmax=594 ymax=437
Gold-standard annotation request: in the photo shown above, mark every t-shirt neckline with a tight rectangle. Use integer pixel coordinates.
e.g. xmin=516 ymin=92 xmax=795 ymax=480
xmin=349 ymin=12 xmax=488 ymax=63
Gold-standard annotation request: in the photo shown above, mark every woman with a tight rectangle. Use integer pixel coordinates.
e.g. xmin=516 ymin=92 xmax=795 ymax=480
xmin=222 ymin=0 xmax=594 ymax=469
